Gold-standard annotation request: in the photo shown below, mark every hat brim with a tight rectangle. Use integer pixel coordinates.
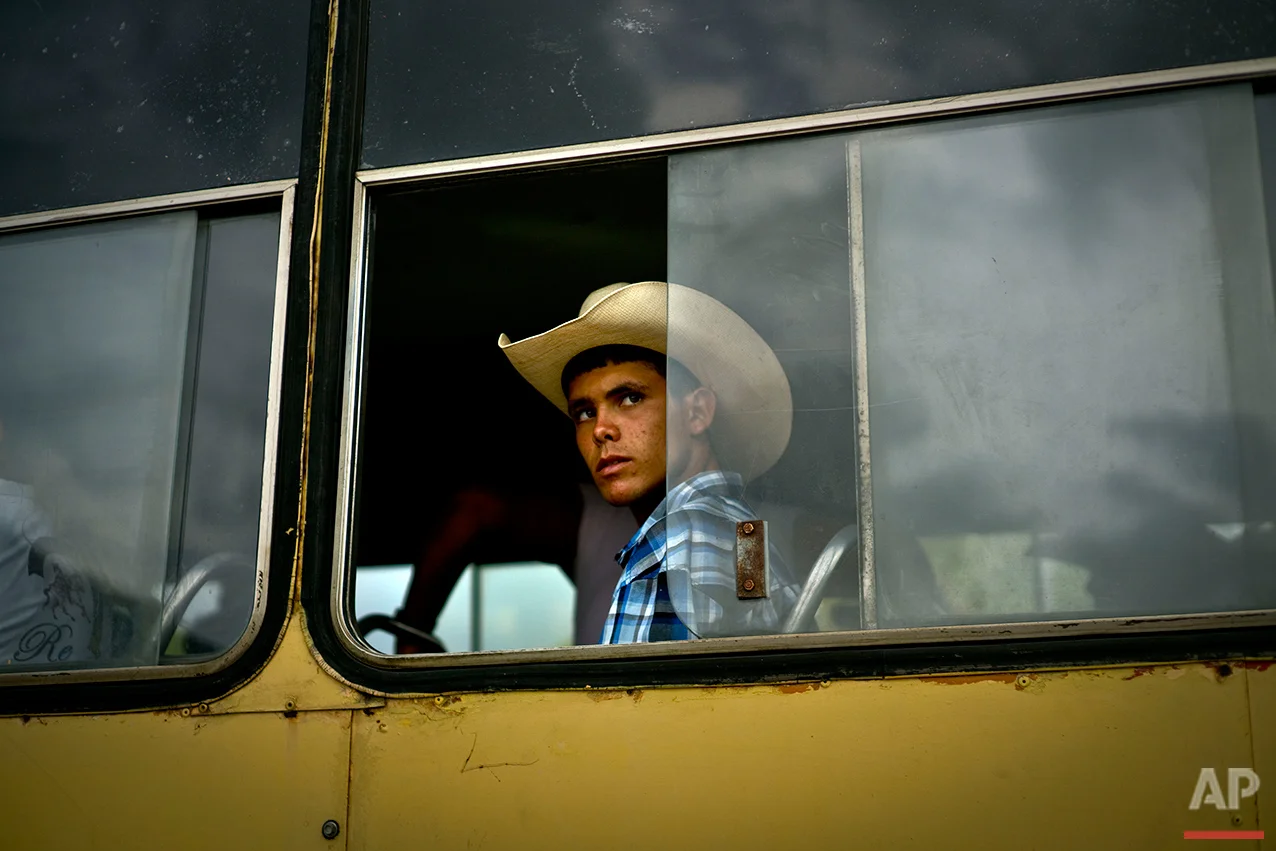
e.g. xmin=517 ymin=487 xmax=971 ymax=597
xmin=498 ymin=281 xmax=792 ymax=481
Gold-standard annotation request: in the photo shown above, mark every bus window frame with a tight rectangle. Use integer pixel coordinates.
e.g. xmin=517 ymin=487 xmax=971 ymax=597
xmin=326 ymin=56 xmax=1276 ymax=688
xmin=0 ymin=179 xmax=296 ymax=689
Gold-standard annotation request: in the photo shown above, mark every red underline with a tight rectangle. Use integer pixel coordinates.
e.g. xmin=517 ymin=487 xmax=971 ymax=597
xmin=1183 ymin=831 xmax=1264 ymax=840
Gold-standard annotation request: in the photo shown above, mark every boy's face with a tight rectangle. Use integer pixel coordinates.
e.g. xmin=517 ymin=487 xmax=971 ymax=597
xmin=566 ymin=361 xmax=668 ymax=507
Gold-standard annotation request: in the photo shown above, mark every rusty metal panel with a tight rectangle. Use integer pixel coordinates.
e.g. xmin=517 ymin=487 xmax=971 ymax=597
xmin=348 ymin=663 xmax=1253 ymax=850
xmin=0 ymin=708 xmax=352 ymax=851
xmin=735 ymin=519 xmax=768 ymax=599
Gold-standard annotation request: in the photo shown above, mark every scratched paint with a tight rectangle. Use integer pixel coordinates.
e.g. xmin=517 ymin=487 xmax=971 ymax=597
xmin=343 ymin=664 xmax=1265 ymax=850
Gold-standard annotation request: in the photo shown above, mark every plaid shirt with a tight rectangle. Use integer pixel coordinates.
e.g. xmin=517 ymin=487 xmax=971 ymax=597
xmin=599 ymin=470 xmax=799 ymax=644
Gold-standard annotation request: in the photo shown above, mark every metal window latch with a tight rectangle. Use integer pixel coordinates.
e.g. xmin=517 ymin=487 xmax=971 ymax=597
xmin=735 ymin=519 xmax=769 ymax=599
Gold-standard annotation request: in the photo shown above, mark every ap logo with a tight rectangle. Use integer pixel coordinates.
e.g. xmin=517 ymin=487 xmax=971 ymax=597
xmin=1188 ymin=768 xmax=1261 ymax=811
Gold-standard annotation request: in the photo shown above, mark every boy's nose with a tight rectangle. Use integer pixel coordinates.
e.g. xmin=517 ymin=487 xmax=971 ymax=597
xmin=592 ymin=412 xmax=619 ymax=444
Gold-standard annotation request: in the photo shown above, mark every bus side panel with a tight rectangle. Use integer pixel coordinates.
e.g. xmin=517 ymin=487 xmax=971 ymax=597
xmin=0 ymin=708 xmax=352 ymax=851
xmin=348 ymin=664 xmax=1254 ymax=849
xmin=1251 ymin=664 xmax=1275 ymax=850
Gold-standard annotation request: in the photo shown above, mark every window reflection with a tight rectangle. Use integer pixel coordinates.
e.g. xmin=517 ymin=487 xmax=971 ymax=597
xmin=167 ymin=213 xmax=279 ymax=656
xmin=863 ymin=84 xmax=1276 ymax=624
xmin=0 ymin=208 xmax=279 ymax=671
xmin=667 ymin=83 xmax=1276 ymax=630
xmin=669 ymin=134 xmax=869 ymax=634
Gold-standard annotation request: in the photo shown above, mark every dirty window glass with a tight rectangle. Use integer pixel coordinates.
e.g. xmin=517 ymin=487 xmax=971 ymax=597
xmin=667 ymin=135 xmax=859 ymax=638
xmin=0 ymin=208 xmax=280 ymax=672
xmin=666 ymin=83 xmax=1276 ymax=634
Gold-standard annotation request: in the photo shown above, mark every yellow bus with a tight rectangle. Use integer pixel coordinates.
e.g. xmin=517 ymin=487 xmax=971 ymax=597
xmin=2 ymin=1 xmax=1274 ymax=848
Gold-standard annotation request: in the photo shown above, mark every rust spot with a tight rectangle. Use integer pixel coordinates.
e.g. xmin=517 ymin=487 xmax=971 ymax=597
xmin=929 ymin=673 xmax=1018 ymax=686
xmin=282 ymin=709 xmax=298 ymax=719
xmin=626 ymin=688 xmax=644 ymax=703
xmin=1238 ymin=661 xmax=1273 ymax=672
xmin=417 ymin=695 xmax=467 ymax=719
xmin=1200 ymin=661 xmax=1244 ymax=682
xmin=776 ymin=683 xmax=817 ymax=694
xmin=362 ymin=707 xmax=376 ymax=716
xmin=587 ymin=690 xmax=625 ymax=702
xmin=20 ymin=715 xmax=30 ymax=724
xmin=1122 ymin=666 xmax=1155 ymax=681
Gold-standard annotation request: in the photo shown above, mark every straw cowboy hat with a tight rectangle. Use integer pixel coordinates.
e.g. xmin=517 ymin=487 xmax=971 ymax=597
xmin=498 ymin=281 xmax=792 ymax=481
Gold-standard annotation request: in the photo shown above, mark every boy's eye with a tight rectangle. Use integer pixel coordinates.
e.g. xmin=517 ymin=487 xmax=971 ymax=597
xmin=572 ymin=407 xmax=595 ymax=423
xmin=620 ymin=392 xmax=643 ymax=406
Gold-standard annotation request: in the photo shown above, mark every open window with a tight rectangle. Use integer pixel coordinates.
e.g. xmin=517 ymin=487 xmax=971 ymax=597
xmin=345 ymin=80 xmax=1276 ymax=660
xmin=349 ymin=162 xmax=665 ymax=652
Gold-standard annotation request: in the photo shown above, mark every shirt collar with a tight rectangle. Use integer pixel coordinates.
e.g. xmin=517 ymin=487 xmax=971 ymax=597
xmin=615 ymin=470 xmax=746 ymax=567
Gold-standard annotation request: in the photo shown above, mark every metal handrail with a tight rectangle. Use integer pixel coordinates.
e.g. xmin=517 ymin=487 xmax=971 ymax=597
xmin=783 ymin=524 xmax=859 ymax=634
xmin=159 ymin=552 xmax=252 ymax=650
xmin=356 ymin=615 xmax=447 ymax=654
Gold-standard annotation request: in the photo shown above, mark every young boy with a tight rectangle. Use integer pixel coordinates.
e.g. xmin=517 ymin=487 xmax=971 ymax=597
xmin=499 ymin=281 xmax=798 ymax=643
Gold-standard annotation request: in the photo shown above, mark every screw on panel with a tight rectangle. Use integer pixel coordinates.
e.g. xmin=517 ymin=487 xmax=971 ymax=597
xmin=321 ymin=820 xmax=340 ymax=840
xmin=1016 ymin=675 xmax=1032 ymax=688
xmin=197 ymin=703 xmax=210 ymax=714
xmin=742 ymin=522 xmax=755 ymax=535
xmin=284 ymin=700 xmax=297 ymax=711
xmin=742 ymin=578 xmax=755 ymax=591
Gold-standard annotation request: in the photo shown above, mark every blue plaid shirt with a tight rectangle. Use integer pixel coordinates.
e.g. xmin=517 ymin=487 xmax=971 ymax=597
xmin=599 ymin=471 xmax=799 ymax=644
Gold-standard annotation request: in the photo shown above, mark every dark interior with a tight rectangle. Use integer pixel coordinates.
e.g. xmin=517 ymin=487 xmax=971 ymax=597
xmin=353 ymin=159 xmax=667 ymax=573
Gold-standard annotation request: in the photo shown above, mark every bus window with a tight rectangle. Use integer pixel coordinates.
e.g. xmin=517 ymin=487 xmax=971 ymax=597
xmin=0 ymin=206 xmax=280 ymax=671
xmin=666 ymin=82 xmax=1276 ymax=630
xmin=348 ymin=80 xmax=1276 ymax=659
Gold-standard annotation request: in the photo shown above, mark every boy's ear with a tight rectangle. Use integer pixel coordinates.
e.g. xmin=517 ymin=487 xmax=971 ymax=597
xmin=684 ymin=387 xmax=717 ymax=436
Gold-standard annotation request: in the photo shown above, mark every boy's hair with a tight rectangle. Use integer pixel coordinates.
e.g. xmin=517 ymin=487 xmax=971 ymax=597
xmin=561 ymin=345 xmax=700 ymax=399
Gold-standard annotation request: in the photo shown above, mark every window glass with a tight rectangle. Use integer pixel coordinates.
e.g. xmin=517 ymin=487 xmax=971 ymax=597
xmin=0 ymin=208 xmax=280 ymax=671
xmin=664 ymin=83 xmax=1276 ymax=633
xmin=666 ymin=136 xmax=861 ymax=637
xmin=0 ymin=0 xmax=309 ymax=216
xmin=862 ymin=85 xmax=1276 ymax=625
xmin=363 ymin=0 xmax=1276 ymax=172
xmin=166 ymin=213 xmax=280 ymax=657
